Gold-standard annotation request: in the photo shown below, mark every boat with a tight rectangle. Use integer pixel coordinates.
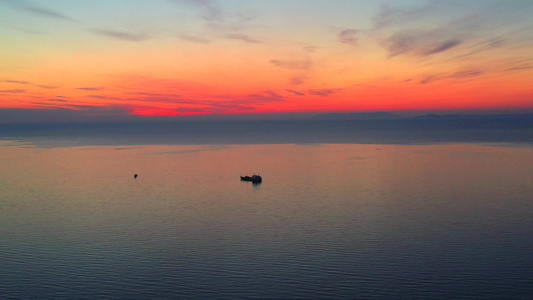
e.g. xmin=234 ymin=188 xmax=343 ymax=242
xmin=241 ymin=174 xmax=262 ymax=183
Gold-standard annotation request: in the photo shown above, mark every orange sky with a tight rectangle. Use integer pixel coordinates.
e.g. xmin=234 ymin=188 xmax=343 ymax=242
xmin=1 ymin=0 xmax=533 ymax=122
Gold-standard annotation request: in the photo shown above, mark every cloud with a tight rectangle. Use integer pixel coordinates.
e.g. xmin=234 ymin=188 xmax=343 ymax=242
xmin=127 ymin=93 xmax=203 ymax=105
xmin=484 ymin=38 xmax=506 ymax=48
xmin=424 ymin=40 xmax=461 ymax=55
xmin=23 ymin=6 xmax=76 ymax=22
xmin=91 ymin=29 xmax=150 ymax=42
xmin=270 ymin=59 xmax=312 ymax=70
xmin=93 ymin=74 xmax=290 ymax=115
xmin=339 ymin=29 xmax=358 ymax=45
xmin=289 ymin=75 xmax=309 ymax=85
xmin=3 ymin=0 xmax=77 ymax=22
xmin=246 ymin=91 xmax=285 ymax=103
xmin=5 ymin=80 xmax=30 ymax=84
xmin=382 ymin=30 xmax=462 ymax=57
xmin=127 ymin=90 xmax=287 ymax=115
xmin=4 ymin=80 xmax=57 ymax=89
xmin=373 ymin=4 xmax=400 ymax=29
xmin=454 ymin=38 xmax=506 ymax=59
xmin=87 ymin=95 xmax=123 ymax=100
xmin=129 ymin=92 xmax=175 ymax=97
xmin=223 ymin=33 xmax=262 ymax=43
xmin=374 ymin=1 xmax=533 ymax=60
xmin=29 ymin=101 xmax=59 ymax=107
xmin=0 ymin=89 xmax=25 ymax=93
xmin=285 ymin=89 xmax=305 ymax=96
xmin=183 ymin=0 xmax=222 ymax=24
xmin=77 ymin=87 xmax=103 ymax=91
xmin=177 ymin=0 xmax=252 ymax=32
xmin=0 ymin=87 xmax=290 ymax=119
xmin=170 ymin=0 xmax=259 ymax=45
xmin=419 ymin=69 xmax=483 ymax=84
xmin=101 ymin=87 xmax=288 ymax=114
xmin=505 ymin=62 xmax=533 ymax=72
xmin=419 ymin=75 xmax=444 ymax=85
xmin=303 ymin=45 xmax=318 ymax=53
xmin=372 ymin=1 xmax=495 ymax=30
xmin=37 ymin=85 xmax=58 ymax=89
xmin=450 ymin=70 xmax=483 ymax=79
xmin=199 ymin=91 xmax=287 ymax=113
xmin=372 ymin=2 xmax=438 ymax=29
xmin=308 ymin=89 xmax=342 ymax=97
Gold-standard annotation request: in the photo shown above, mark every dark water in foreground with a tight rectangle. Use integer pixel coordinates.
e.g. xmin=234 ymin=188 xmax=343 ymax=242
xmin=1 ymin=124 xmax=533 ymax=299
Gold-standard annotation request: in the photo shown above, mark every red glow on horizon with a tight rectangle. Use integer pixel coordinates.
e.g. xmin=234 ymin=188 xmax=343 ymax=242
xmin=129 ymin=107 xmax=181 ymax=117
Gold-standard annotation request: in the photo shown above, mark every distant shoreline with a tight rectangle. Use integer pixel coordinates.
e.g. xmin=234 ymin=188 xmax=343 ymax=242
xmin=1 ymin=116 xmax=532 ymax=148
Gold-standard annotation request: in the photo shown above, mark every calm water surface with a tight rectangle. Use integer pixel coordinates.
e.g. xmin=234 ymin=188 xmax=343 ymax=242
xmin=1 ymin=141 xmax=533 ymax=299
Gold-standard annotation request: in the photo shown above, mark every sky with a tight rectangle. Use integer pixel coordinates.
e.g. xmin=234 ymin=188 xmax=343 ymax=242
xmin=1 ymin=0 xmax=533 ymax=122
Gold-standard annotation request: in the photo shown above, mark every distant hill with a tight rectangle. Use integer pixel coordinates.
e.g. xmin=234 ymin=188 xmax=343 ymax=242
xmin=414 ymin=113 xmax=533 ymax=120
xmin=314 ymin=111 xmax=404 ymax=120
xmin=315 ymin=112 xmax=533 ymax=121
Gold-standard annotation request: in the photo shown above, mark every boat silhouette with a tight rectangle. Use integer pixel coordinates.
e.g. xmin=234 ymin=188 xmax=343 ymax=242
xmin=240 ymin=174 xmax=262 ymax=183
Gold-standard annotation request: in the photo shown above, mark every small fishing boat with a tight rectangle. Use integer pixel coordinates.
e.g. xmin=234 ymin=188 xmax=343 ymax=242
xmin=241 ymin=174 xmax=262 ymax=183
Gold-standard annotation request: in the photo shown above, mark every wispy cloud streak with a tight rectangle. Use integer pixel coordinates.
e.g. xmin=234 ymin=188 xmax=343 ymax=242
xmin=37 ymin=85 xmax=58 ymax=89
xmin=0 ymin=89 xmax=26 ymax=93
xmin=308 ymin=89 xmax=342 ymax=97
xmin=382 ymin=30 xmax=462 ymax=57
xmin=4 ymin=0 xmax=77 ymax=22
xmin=339 ymin=29 xmax=358 ymax=45
xmin=420 ymin=69 xmax=484 ymax=84
xmin=77 ymin=87 xmax=104 ymax=91
xmin=286 ymin=89 xmax=305 ymax=96
xmin=375 ymin=1 xmax=533 ymax=59
xmin=270 ymin=59 xmax=312 ymax=70
xmin=5 ymin=80 xmax=30 ymax=85
xmin=91 ymin=29 xmax=150 ymax=42
xmin=23 ymin=6 xmax=76 ymax=22
xmin=224 ymin=33 xmax=262 ymax=43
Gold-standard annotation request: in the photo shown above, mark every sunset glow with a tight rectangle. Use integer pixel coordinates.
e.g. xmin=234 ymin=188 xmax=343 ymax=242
xmin=1 ymin=0 xmax=533 ymax=121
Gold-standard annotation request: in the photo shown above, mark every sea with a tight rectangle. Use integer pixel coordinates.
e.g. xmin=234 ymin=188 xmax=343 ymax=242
xmin=1 ymin=120 xmax=533 ymax=299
